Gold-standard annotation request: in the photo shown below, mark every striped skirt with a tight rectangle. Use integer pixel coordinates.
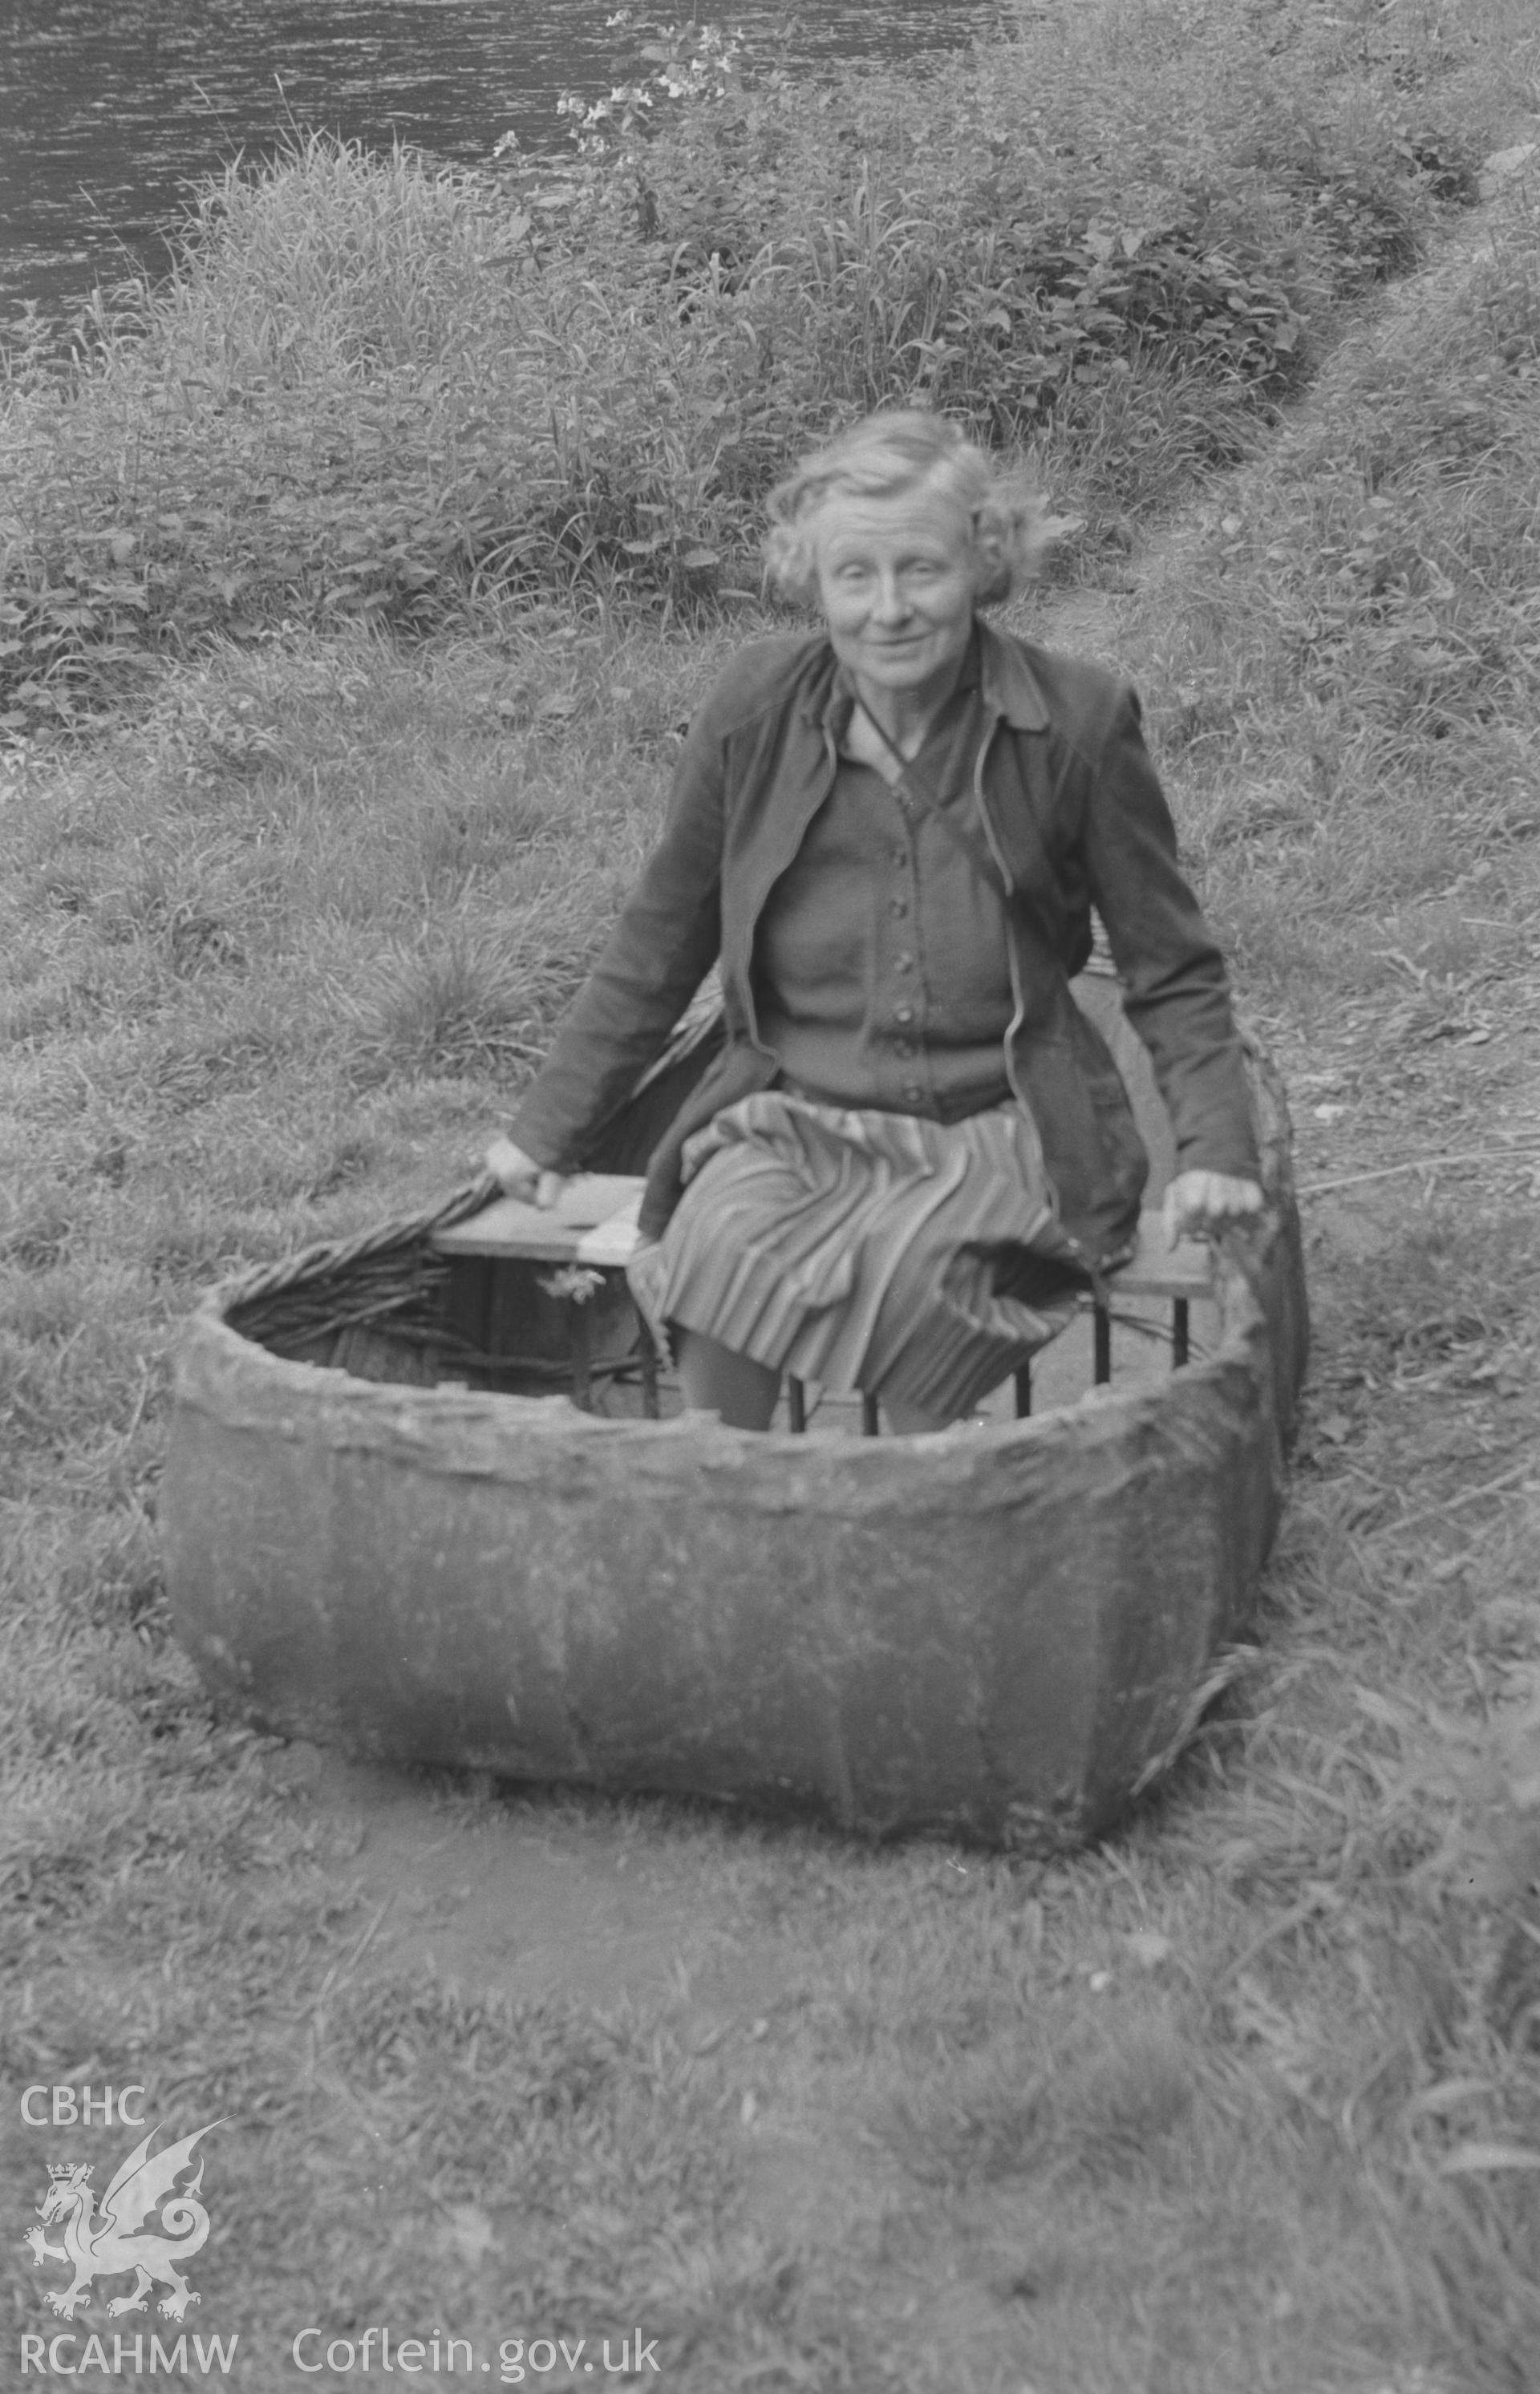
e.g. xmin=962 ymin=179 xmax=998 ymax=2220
xmin=626 ymin=1091 xmax=1084 ymax=1421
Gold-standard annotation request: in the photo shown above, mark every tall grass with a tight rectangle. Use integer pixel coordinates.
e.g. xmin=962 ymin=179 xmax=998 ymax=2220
xmin=3 ymin=0 xmax=1534 ymax=727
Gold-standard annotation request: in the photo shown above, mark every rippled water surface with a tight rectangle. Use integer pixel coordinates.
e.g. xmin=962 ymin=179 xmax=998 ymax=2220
xmin=0 ymin=1 xmax=1004 ymax=319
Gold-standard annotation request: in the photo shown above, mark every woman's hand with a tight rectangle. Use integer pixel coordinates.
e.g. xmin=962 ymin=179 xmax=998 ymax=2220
xmin=484 ymin=1135 xmax=568 ymax=1210
xmin=1162 ymin=1169 xmax=1264 ymax=1247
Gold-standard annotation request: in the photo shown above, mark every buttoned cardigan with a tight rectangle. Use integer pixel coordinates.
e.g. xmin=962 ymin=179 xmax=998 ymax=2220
xmin=753 ymin=649 xmax=1019 ymax=1120
xmin=507 ymin=620 xmax=1259 ymax=1269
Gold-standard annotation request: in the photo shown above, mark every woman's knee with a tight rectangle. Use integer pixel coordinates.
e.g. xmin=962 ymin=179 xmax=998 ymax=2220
xmin=675 ymin=1329 xmax=782 ymax=1431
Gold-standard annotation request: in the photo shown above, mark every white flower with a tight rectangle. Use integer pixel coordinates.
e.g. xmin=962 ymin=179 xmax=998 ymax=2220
xmin=537 ymin=1266 xmax=606 ymax=1306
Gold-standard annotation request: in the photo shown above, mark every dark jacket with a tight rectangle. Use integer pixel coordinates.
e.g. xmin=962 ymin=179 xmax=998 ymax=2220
xmin=509 ymin=622 xmax=1258 ymax=1265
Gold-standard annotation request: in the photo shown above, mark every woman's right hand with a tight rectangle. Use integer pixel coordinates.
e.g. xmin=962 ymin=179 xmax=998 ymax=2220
xmin=484 ymin=1135 xmax=568 ymax=1210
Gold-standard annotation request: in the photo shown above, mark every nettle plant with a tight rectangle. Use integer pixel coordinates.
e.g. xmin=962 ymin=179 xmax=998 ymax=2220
xmin=536 ymin=8 xmax=806 ymax=276
xmin=555 ymin=10 xmax=748 ymax=157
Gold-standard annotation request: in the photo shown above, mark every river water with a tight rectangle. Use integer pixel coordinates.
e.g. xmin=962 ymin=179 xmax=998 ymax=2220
xmin=0 ymin=2 xmax=1006 ymax=324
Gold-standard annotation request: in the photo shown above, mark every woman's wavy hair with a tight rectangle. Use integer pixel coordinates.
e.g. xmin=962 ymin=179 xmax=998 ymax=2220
xmin=764 ymin=411 xmax=1068 ymax=609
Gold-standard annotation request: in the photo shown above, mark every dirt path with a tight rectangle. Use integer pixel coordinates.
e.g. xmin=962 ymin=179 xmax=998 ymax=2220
xmin=271 ymin=1743 xmax=793 ymax=2018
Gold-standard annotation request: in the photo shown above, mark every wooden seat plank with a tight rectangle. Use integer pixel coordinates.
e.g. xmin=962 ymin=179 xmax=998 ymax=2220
xmin=573 ymin=1188 xmax=645 ymax=1267
xmin=1105 ymin=1214 xmax=1214 ymax=1301
xmin=430 ymin=1174 xmax=645 ymax=1264
xmin=433 ymin=1178 xmax=1214 ymax=1298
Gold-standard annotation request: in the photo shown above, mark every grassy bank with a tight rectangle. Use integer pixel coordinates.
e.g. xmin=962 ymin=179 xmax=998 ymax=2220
xmin=3 ymin=4 xmax=1540 ymax=2389
xmin=2 ymin=0 xmax=1533 ymax=729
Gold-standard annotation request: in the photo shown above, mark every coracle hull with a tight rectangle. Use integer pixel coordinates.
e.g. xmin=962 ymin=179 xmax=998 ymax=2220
xmin=164 ymin=1052 xmax=1306 ymax=1848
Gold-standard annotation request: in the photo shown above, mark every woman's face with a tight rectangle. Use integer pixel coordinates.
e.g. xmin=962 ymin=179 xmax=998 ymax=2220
xmin=813 ymin=484 xmax=979 ymax=705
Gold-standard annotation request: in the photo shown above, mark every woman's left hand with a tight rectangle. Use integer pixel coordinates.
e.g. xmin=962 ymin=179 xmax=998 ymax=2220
xmin=1162 ymin=1169 xmax=1265 ymax=1247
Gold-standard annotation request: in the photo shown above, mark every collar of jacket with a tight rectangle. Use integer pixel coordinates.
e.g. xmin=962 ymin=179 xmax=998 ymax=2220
xmin=796 ymin=616 xmax=1051 ymax=738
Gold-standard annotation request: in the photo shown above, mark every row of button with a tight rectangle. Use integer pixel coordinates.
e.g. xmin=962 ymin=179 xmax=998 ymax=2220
xmin=891 ymin=820 xmax=923 ymax=1103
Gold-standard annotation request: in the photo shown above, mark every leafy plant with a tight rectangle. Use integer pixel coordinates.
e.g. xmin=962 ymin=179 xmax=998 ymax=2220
xmin=0 ymin=0 xmax=1518 ymax=727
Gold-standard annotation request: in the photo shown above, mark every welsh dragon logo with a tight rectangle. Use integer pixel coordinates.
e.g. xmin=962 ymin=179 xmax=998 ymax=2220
xmin=23 ymin=2119 xmax=223 ymax=2322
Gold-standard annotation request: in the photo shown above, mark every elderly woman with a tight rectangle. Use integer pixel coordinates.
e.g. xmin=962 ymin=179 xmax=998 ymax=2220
xmin=486 ymin=411 xmax=1262 ymax=1432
